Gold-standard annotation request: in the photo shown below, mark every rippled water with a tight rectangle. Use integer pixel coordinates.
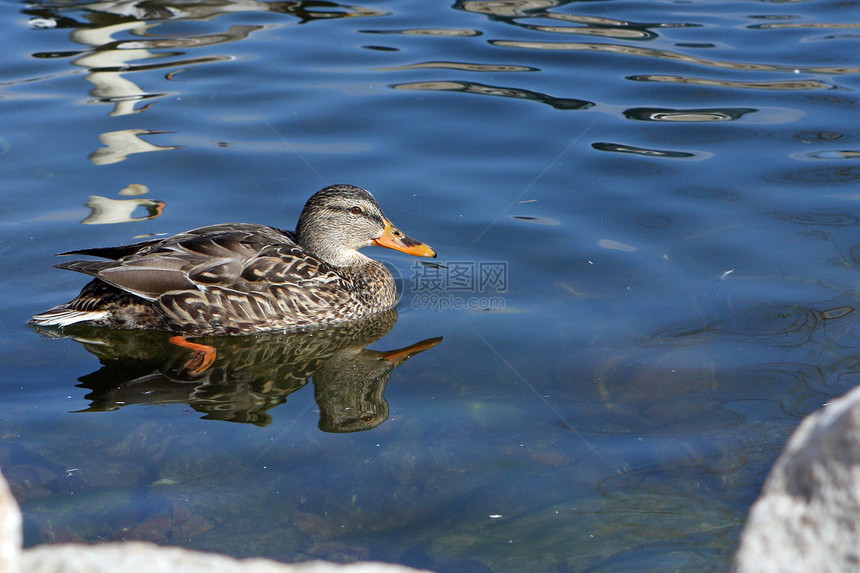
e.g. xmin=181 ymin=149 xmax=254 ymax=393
xmin=2 ymin=0 xmax=860 ymax=571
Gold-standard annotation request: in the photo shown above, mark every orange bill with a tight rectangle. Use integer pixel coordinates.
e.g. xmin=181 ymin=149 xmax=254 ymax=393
xmin=372 ymin=220 xmax=436 ymax=258
xmin=381 ymin=337 xmax=443 ymax=365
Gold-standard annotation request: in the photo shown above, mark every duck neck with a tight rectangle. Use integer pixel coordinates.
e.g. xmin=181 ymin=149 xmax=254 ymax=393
xmin=308 ymin=242 xmax=372 ymax=269
xmin=339 ymin=259 xmax=398 ymax=309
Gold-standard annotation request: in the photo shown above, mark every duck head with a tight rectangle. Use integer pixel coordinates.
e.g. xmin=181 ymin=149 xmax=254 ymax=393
xmin=296 ymin=184 xmax=436 ymax=268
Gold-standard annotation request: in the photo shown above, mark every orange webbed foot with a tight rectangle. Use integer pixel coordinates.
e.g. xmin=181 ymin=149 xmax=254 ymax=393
xmin=169 ymin=335 xmax=217 ymax=375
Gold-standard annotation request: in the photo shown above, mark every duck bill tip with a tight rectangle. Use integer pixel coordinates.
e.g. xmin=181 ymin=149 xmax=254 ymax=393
xmin=372 ymin=221 xmax=436 ymax=258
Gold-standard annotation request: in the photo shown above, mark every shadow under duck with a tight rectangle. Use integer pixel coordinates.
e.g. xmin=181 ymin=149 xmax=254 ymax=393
xmin=31 ymin=185 xmax=436 ymax=336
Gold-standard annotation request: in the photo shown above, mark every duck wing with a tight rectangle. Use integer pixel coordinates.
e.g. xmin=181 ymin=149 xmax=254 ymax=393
xmin=53 ymin=224 xmax=355 ymax=334
xmin=59 ymin=238 xmax=164 ymax=260
xmin=55 ymin=224 xmax=311 ymax=302
xmin=155 ymin=237 xmax=349 ymax=333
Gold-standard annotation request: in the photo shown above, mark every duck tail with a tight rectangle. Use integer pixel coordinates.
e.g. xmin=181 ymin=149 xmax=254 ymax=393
xmin=29 ymin=307 xmax=108 ymax=328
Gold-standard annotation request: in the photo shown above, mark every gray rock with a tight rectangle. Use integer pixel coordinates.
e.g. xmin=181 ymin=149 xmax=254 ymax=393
xmin=733 ymin=385 xmax=860 ymax=573
xmin=0 ymin=461 xmax=22 ymax=573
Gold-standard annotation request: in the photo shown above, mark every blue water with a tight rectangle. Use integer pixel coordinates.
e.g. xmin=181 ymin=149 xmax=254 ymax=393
xmin=2 ymin=0 xmax=860 ymax=570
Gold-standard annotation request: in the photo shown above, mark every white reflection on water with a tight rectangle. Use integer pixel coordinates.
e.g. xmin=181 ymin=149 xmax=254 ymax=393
xmin=81 ymin=195 xmax=164 ymax=225
xmin=89 ymin=129 xmax=179 ymax=165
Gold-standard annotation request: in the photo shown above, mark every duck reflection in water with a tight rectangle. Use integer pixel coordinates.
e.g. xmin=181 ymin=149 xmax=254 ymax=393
xmin=33 ymin=309 xmax=441 ymax=432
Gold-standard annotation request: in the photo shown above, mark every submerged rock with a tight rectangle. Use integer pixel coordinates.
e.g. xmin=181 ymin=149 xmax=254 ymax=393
xmin=22 ymin=543 xmax=425 ymax=573
xmin=0 ymin=467 xmax=431 ymax=573
xmin=733 ymin=385 xmax=860 ymax=572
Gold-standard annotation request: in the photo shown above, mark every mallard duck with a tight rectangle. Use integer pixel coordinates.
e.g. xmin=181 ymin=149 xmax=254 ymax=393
xmin=31 ymin=184 xmax=436 ymax=336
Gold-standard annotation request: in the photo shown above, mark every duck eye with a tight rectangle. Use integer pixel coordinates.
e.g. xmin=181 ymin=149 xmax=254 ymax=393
xmin=350 ymin=206 xmax=363 ymax=215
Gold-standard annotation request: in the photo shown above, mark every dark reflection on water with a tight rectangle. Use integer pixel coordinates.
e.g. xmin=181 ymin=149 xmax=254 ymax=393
xmin=624 ymin=107 xmax=757 ymax=122
xmin=801 ymin=150 xmax=860 ymax=160
xmin=379 ymin=62 xmax=535 ymax=73
xmin=393 ymin=80 xmax=594 ymax=110
xmin=517 ymin=22 xmax=674 ymax=42
xmin=490 ymin=40 xmax=860 ymax=75
xmin=457 ymin=0 xmax=560 ymax=18
xmin=361 ymin=28 xmax=481 ymax=37
xmin=32 ymin=310 xmax=441 ymax=432
xmin=592 ymin=142 xmax=701 ymax=159
xmin=748 ymin=21 xmax=860 ymax=30
xmin=628 ymin=74 xmax=834 ymax=91
xmin=457 ymin=0 xmax=698 ymax=36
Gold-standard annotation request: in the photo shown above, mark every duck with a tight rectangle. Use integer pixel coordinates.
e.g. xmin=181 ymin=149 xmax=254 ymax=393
xmin=31 ymin=184 xmax=437 ymax=337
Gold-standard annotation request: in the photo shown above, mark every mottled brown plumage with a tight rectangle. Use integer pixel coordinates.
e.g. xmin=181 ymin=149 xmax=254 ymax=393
xmin=31 ymin=185 xmax=436 ymax=335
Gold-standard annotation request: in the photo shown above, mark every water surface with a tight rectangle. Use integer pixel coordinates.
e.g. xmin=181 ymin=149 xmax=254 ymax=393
xmin=2 ymin=0 xmax=860 ymax=571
